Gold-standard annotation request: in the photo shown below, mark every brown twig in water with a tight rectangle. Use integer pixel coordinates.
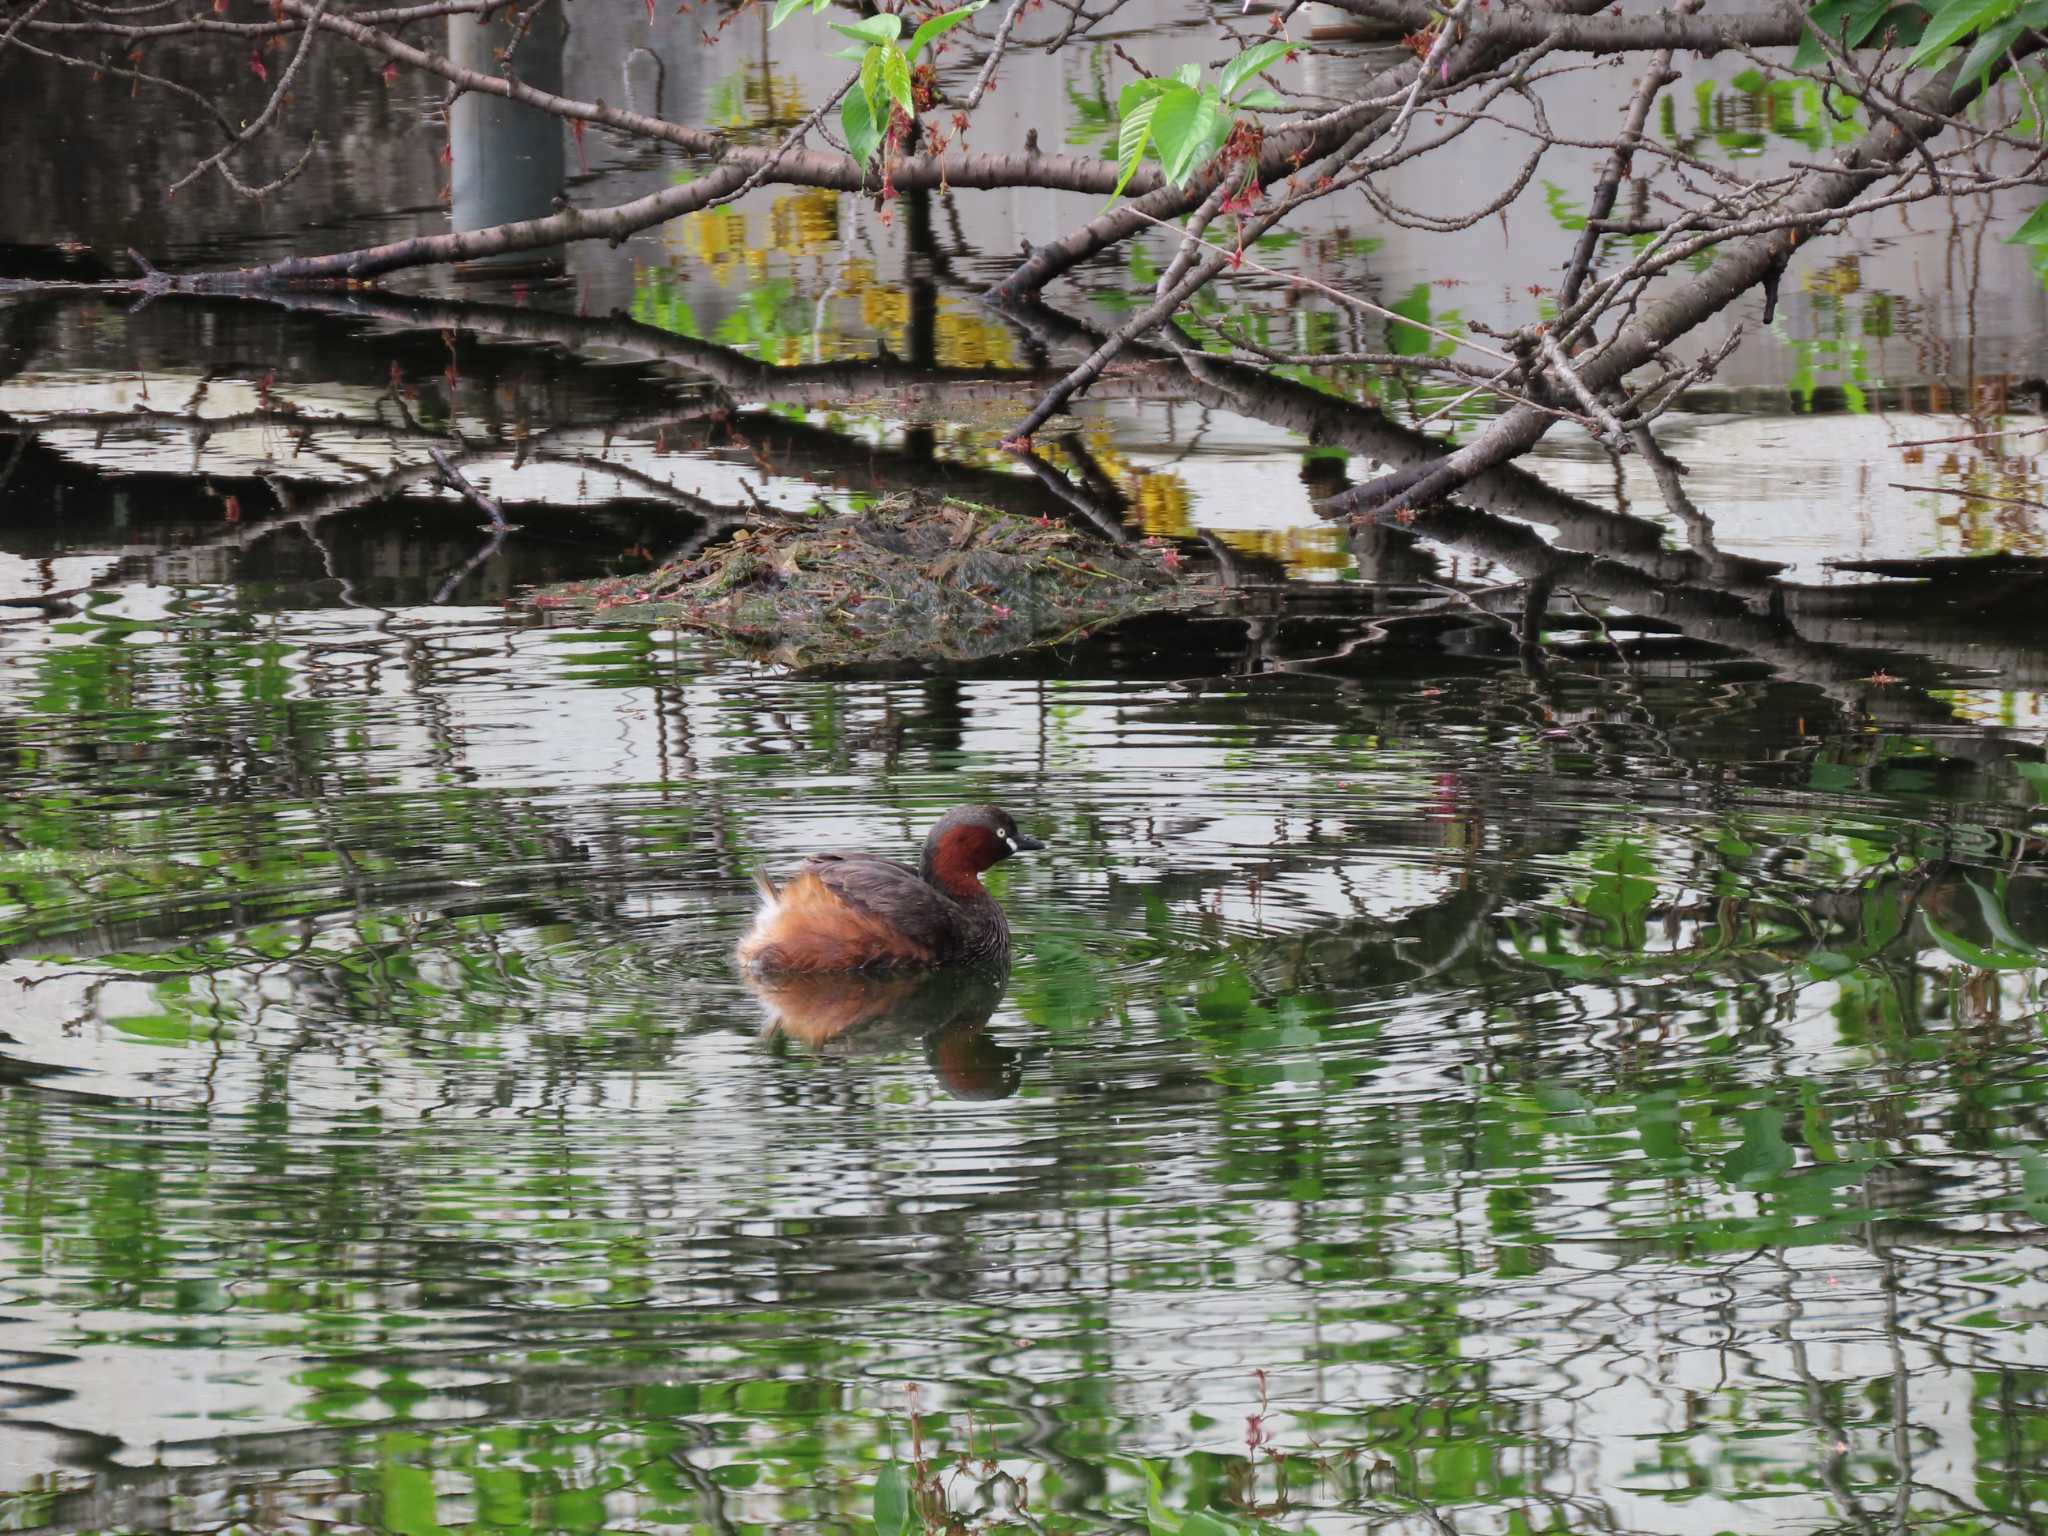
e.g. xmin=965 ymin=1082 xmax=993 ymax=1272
xmin=428 ymin=446 xmax=511 ymax=530
xmin=1895 ymin=426 xmax=2048 ymax=449
xmin=1887 ymin=481 xmax=2048 ymax=512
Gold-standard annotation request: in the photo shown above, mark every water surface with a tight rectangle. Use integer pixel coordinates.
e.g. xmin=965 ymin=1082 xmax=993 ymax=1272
xmin=2 ymin=551 xmax=2047 ymax=1534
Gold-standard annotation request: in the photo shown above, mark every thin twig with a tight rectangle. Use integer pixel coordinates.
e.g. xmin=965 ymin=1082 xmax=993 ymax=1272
xmin=703 ymin=75 xmax=857 ymax=210
xmin=1888 ymin=481 xmax=2048 ymax=512
xmin=429 ymin=446 xmax=512 ymax=529
xmin=169 ymin=0 xmax=329 ymax=198
xmin=1559 ymin=19 xmax=1685 ymax=305
xmin=1537 ymin=329 xmax=1627 ymax=444
xmin=0 ymin=0 xmax=53 ymax=52
xmin=963 ymin=0 xmax=1030 ymax=109
xmin=1376 ymin=0 xmax=1476 ymax=159
xmin=1895 ymin=425 xmax=2048 ymax=449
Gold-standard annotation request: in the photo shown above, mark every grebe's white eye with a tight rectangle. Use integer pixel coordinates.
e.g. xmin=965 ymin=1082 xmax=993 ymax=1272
xmin=999 ymin=830 xmax=1017 ymax=851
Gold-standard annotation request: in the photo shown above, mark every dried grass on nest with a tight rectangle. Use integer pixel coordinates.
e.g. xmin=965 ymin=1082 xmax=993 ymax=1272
xmin=524 ymin=494 xmax=1217 ymax=668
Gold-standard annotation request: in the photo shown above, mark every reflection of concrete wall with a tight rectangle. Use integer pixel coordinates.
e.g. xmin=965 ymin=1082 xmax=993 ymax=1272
xmin=553 ymin=0 xmax=713 ymax=311
xmin=450 ymin=3 xmax=568 ymax=253
xmin=0 ymin=36 xmax=443 ymax=264
xmin=0 ymin=0 xmax=710 ymax=277
xmin=563 ymin=0 xmax=710 ymax=146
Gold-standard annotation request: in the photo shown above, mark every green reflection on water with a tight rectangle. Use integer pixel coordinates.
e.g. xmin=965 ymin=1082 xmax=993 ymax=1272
xmin=2 ymin=596 xmax=2048 ymax=1536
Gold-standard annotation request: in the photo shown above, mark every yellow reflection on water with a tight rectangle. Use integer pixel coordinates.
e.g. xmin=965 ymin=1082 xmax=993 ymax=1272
xmin=769 ymin=188 xmax=840 ymax=256
xmin=704 ymin=66 xmax=806 ymax=131
xmin=858 ymin=274 xmax=909 ymax=336
xmin=1133 ymin=471 xmax=1191 ymax=536
xmin=674 ymin=189 xmax=840 ymax=286
xmin=1210 ymin=526 xmax=1354 ymax=574
xmin=674 ymin=206 xmax=761 ymax=285
xmin=664 ymin=192 xmax=1019 ymax=368
xmin=1802 ymin=255 xmax=1862 ymax=298
xmin=933 ymin=307 xmax=1016 ymax=368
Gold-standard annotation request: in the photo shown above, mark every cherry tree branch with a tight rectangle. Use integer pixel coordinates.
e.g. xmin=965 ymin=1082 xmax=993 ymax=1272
xmin=1324 ymin=45 xmax=2046 ymax=523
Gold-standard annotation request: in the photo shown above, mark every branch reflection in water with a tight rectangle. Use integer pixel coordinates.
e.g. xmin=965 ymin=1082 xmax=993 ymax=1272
xmin=5 ymin=273 xmax=2048 ymax=1536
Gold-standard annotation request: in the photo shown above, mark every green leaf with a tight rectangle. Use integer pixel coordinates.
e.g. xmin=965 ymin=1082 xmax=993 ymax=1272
xmin=1234 ymin=86 xmax=1286 ymax=109
xmin=1954 ymin=12 xmax=2023 ymax=84
xmin=861 ymin=44 xmax=886 ymax=116
xmin=1182 ymin=1516 xmax=1241 ymax=1536
xmin=1194 ymin=963 xmax=1253 ymax=1019
xmin=874 ymin=1464 xmax=910 ymax=1536
xmin=1860 ymin=1 xmax=1929 ymax=45
xmin=1808 ymin=758 xmax=1861 ymax=793
xmin=1582 ymin=839 xmax=1657 ymax=950
xmin=1908 ymin=0 xmax=2012 ymax=66
xmin=908 ymin=0 xmax=988 ymax=61
xmin=1966 ymin=875 xmax=2041 ymax=957
xmin=1860 ymin=884 xmax=1906 ymax=952
xmin=1197 ymin=103 xmax=1236 ymax=171
xmin=1148 ymin=86 xmax=1202 ymax=184
xmin=1794 ymin=0 xmax=1857 ymax=68
xmin=2021 ymin=1149 xmax=2048 ymax=1220
xmin=1842 ymin=0 xmax=1903 ymax=44
xmin=109 ymin=1012 xmax=221 ymax=1044
xmin=1799 ymin=1080 xmax=1840 ymax=1162
xmin=381 ymin=1464 xmax=441 ymax=1536
xmin=2011 ymin=199 xmax=2048 ymax=246
xmin=1541 ymin=179 xmax=1586 ymax=231
xmin=1110 ymin=93 xmax=1160 ymax=203
xmin=1131 ymin=1457 xmax=1181 ymax=1536
xmin=1118 ymin=77 xmax=1175 ymax=115
xmin=882 ymin=43 xmax=916 ymax=120
xmin=1532 ymin=1080 xmax=1592 ymax=1114
xmin=834 ymin=12 xmax=904 ymax=44
xmin=1152 ymin=85 xmax=1226 ymax=186
xmin=1796 ymin=0 xmax=1926 ymax=65
xmin=1922 ymin=908 xmax=2038 ymax=970
xmin=1174 ymin=61 xmax=1201 ymax=88
xmin=1220 ymin=39 xmax=1295 ymax=101
xmin=842 ymin=86 xmax=885 ymax=169
xmin=770 ymin=0 xmax=810 ymax=27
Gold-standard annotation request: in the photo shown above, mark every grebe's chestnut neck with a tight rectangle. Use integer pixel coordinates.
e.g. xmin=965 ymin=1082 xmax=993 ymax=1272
xmin=918 ymin=804 xmax=1045 ymax=898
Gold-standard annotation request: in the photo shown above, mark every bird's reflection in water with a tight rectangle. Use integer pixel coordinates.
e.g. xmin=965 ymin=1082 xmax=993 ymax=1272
xmin=744 ymin=964 xmax=1026 ymax=1099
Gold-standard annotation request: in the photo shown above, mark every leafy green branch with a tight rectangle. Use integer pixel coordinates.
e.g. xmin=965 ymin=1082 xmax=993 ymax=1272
xmin=1796 ymin=0 xmax=2048 ymax=285
xmin=1905 ymin=0 xmax=2048 ymax=84
xmin=770 ymin=0 xmax=990 ymax=169
xmin=1796 ymin=0 xmax=2048 ymax=90
xmin=1111 ymin=40 xmax=1295 ymax=202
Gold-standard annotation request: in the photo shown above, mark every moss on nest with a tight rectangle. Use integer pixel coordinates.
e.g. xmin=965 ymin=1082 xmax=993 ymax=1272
xmin=523 ymin=494 xmax=1217 ymax=668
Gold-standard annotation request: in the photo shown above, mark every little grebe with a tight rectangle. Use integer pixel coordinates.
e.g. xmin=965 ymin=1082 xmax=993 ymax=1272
xmin=737 ymin=805 xmax=1044 ymax=973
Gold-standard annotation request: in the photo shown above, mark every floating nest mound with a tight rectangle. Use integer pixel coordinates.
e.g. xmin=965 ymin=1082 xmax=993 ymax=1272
xmin=525 ymin=495 xmax=1219 ymax=669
